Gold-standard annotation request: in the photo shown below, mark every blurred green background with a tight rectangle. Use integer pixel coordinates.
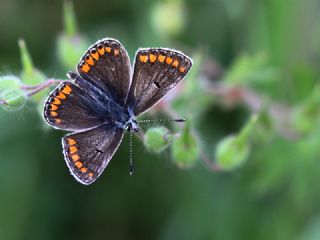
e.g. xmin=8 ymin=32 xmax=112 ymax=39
xmin=1 ymin=0 xmax=320 ymax=239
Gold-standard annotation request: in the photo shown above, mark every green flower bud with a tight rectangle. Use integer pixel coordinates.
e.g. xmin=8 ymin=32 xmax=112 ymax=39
xmin=144 ymin=127 xmax=173 ymax=153
xmin=0 ymin=76 xmax=22 ymax=93
xmin=171 ymin=121 xmax=199 ymax=168
xmin=18 ymin=39 xmax=47 ymax=101
xmin=215 ymin=115 xmax=258 ymax=171
xmin=1 ymin=88 xmax=27 ymax=111
xmin=150 ymin=0 xmax=186 ymax=38
xmin=57 ymin=34 xmax=88 ymax=70
xmin=19 ymin=39 xmax=46 ymax=85
xmin=215 ymin=135 xmax=250 ymax=171
xmin=57 ymin=1 xmax=88 ymax=69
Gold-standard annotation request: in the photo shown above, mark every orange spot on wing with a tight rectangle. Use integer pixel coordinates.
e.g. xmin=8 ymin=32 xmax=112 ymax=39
xmin=81 ymin=63 xmax=90 ymax=73
xmin=50 ymin=111 xmax=58 ymax=117
xmin=166 ymin=57 xmax=173 ymax=64
xmin=88 ymin=172 xmax=94 ymax=178
xmin=172 ymin=60 xmax=179 ymax=67
xmin=50 ymin=104 xmax=58 ymax=110
xmin=114 ymin=49 xmax=119 ymax=56
xmin=179 ymin=67 xmax=186 ymax=73
xmin=91 ymin=52 xmax=99 ymax=61
xmin=67 ymin=138 xmax=76 ymax=146
xmin=71 ymin=154 xmax=80 ymax=161
xmin=75 ymin=161 xmax=83 ymax=168
xmin=57 ymin=92 xmax=66 ymax=99
xmin=149 ymin=54 xmax=157 ymax=63
xmin=158 ymin=55 xmax=165 ymax=63
xmin=52 ymin=98 xmax=61 ymax=105
xmin=81 ymin=167 xmax=88 ymax=173
xmin=139 ymin=55 xmax=148 ymax=63
xmin=105 ymin=47 xmax=111 ymax=53
xmin=62 ymin=85 xmax=72 ymax=95
xmin=69 ymin=146 xmax=78 ymax=154
xmin=98 ymin=47 xmax=105 ymax=55
xmin=55 ymin=118 xmax=62 ymax=124
xmin=86 ymin=56 xmax=94 ymax=66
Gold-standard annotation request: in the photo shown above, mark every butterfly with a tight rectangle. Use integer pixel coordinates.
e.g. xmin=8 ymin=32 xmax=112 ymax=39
xmin=43 ymin=38 xmax=192 ymax=185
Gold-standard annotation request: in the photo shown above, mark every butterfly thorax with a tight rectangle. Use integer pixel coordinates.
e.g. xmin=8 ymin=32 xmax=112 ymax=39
xmin=112 ymin=106 xmax=139 ymax=132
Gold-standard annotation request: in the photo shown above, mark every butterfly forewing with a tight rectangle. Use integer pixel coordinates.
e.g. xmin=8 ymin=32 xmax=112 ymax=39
xmin=43 ymin=81 xmax=104 ymax=131
xmin=77 ymin=38 xmax=131 ymax=106
xmin=126 ymin=48 xmax=192 ymax=116
xmin=62 ymin=123 xmax=124 ymax=185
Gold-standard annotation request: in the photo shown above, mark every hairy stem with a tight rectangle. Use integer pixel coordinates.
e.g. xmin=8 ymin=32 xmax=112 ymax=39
xmin=21 ymin=78 xmax=65 ymax=97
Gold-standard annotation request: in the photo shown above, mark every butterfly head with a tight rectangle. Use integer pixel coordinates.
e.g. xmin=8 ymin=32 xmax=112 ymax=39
xmin=125 ymin=118 xmax=139 ymax=132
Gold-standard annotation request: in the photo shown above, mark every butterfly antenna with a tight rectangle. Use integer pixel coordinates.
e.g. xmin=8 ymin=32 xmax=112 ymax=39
xmin=129 ymin=130 xmax=134 ymax=176
xmin=138 ymin=118 xmax=186 ymax=123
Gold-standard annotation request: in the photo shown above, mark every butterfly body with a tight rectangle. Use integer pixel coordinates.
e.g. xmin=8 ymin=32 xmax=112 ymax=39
xmin=43 ymin=38 xmax=192 ymax=185
xmin=67 ymin=71 xmax=133 ymax=128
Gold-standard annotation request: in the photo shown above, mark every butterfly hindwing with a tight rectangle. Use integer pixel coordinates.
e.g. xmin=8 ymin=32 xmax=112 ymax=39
xmin=126 ymin=48 xmax=192 ymax=115
xmin=77 ymin=38 xmax=131 ymax=106
xmin=43 ymin=81 xmax=104 ymax=131
xmin=62 ymin=123 xmax=124 ymax=185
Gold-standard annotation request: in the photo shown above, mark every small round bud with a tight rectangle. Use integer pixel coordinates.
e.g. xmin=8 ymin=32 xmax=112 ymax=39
xmin=144 ymin=127 xmax=173 ymax=153
xmin=215 ymin=135 xmax=250 ymax=171
xmin=171 ymin=122 xmax=199 ymax=168
xmin=0 ymin=76 xmax=22 ymax=92
xmin=57 ymin=34 xmax=88 ymax=70
xmin=150 ymin=0 xmax=186 ymax=38
xmin=1 ymin=88 xmax=27 ymax=111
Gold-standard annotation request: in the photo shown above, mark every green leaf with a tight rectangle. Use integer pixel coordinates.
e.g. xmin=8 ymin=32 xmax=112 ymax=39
xmin=144 ymin=127 xmax=173 ymax=153
xmin=224 ymin=52 xmax=278 ymax=87
xmin=292 ymin=85 xmax=320 ymax=135
xmin=171 ymin=121 xmax=199 ymax=168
